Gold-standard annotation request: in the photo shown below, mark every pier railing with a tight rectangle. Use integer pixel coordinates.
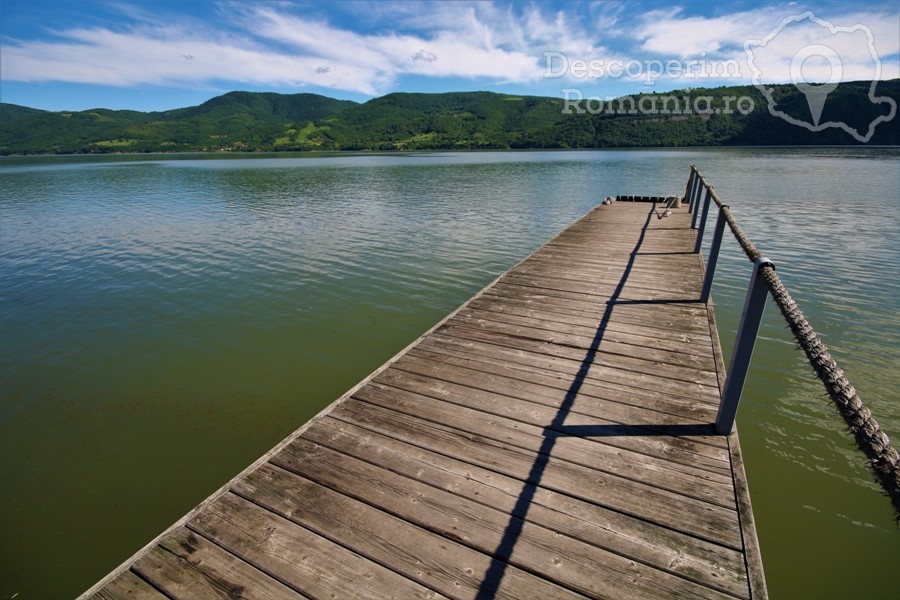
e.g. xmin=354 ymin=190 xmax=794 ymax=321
xmin=685 ymin=165 xmax=900 ymax=517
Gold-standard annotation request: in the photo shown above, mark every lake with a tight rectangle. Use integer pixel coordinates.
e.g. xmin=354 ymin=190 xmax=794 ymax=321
xmin=1 ymin=148 xmax=898 ymax=598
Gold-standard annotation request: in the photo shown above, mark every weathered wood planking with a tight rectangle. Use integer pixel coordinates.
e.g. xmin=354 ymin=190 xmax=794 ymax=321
xmin=81 ymin=200 xmax=766 ymax=600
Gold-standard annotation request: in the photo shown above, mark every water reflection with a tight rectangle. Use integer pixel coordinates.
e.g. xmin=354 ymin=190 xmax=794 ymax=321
xmin=0 ymin=148 xmax=897 ymax=599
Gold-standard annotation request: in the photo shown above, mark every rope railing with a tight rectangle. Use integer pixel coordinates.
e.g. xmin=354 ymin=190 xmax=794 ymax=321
xmin=685 ymin=165 xmax=900 ymax=518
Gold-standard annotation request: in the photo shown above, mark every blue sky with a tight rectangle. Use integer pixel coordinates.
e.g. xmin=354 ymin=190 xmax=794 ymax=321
xmin=1 ymin=0 xmax=898 ymax=112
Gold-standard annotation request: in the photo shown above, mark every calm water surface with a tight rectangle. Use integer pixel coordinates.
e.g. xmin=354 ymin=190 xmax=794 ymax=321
xmin=1 ymin=149 xmax=898 ymax=598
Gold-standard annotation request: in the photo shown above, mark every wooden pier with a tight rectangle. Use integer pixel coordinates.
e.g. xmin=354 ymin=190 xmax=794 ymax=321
xmin=82 ymin=199 xmax=766 ymax=599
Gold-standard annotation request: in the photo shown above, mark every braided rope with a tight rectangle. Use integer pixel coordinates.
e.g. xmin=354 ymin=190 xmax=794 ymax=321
xmin=689 ymin=166 xmax=900 ymax=518
xmin=758 ymin=265 xmax=900 ymax=516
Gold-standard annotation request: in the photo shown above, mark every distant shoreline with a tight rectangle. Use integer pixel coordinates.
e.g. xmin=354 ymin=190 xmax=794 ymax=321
xmin=5 ymin=145 xmax=900 ymax=160
xmin=7 ymin=84 xmax=900 ymax=156
xmin=3 ymin=84 xmax=899 ymax=154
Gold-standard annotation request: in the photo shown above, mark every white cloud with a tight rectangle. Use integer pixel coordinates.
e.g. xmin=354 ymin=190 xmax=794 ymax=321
xmin=411 ymin=49 xmax=437 ymax=62
xmin=634 ymin=6 xmax=900 ymax=83
xmin=0 ymin=2 xmax=560 ymax=95
xmin=0 ymin=1 xmax=896 ymax=98
xmin=245 ymin=6 xmax=540 ymax=85
xmin=1 ymin=22 xmax=360 ymax=89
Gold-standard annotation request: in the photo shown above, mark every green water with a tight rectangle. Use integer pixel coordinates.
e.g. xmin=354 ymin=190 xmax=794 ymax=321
xmin=1 ymin=149 xmax=897 ymax=598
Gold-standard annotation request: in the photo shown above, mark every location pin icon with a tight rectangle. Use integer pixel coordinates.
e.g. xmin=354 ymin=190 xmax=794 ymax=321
xmin=790 ymin=45 xmax=843 ymax=127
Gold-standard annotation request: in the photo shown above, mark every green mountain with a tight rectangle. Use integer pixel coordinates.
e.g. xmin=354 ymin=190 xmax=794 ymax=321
xmin=318 ymin=91 xmax=568 ymax=150
xmin=1 ymin=81 xmax=898 ymax=154
xmin=0 ymin=103 xmax=48 ymax=122
xmin=0 ymin=92 xmax=357 ymax=154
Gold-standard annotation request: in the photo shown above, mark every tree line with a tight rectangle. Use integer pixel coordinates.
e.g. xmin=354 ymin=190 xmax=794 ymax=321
xmin=1 ymin=81 xmax=897 ymax=155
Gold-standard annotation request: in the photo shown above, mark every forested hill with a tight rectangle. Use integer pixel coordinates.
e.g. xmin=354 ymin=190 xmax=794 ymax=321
xmin=2 ymin=81 xmax=898 ymax=154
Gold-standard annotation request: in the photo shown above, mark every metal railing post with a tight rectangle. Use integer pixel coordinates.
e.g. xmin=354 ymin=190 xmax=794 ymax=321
xmin=693 ymin=187 xmax=713 ymax=251
xmin=690 ymin=173 xmax=703 ymax=215
xmin=691 ymin=187 xmax=699 ymax=227
xmin=680 ymin=165 xmax=899 ymax=516
xmin=684 ymin=169 xmax=696 ymax=213
xmin=700 ymin=206 xmax=728 ymax=303
xmin=716 ymin=257 xmax=774 ymax=434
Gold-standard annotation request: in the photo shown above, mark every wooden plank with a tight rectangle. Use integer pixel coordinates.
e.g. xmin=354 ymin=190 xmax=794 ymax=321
xmin=417 ymin=332 xmax=722 ymax=407
xmin=89 ymin=571 xmax=168 ymax=600
xmin=487 ymin=280 xmax=709 ymax=319
xmin=79 ymin=199 xmax=765 ymax=600
xmin=301 ymin=416 xmax=750 ymax=598
xmin=469 ymin=294 xmax=713 ymax=352
xmin=131 ymin=527 xmax=302 ymax=600
xmin=474 ymin=298 xmax=712 ymax=344
xmin=189 ymin=493 xmax=446 ymax=600
xmin=501 ymin=271 xmax=704 ymax=304
xmin=236 ymin=462 xmax=584 ymax=600
xmin=511 ymin=261 xmax=703 ymax=293
xmin=443 ymin=312 xmax=716 ymax=371
xmin=329 ymin=398 xmax=743 ymax=549
xmin=554 ymin=230 xmax=698 ymax=244
xmin=542 ymin=241 xmax=698 ymax=257
xmin=523 ymin=246 xmax=699 ymax=264
xmin=350 ymin=380 xmax=736 ymax=507
xmin=455 ymin=306 xmax=714 ymax=359
xmin=410 ymin=335 xmax=720 ymax=415
xmin=467 ymin=294 xmax=713 ymax=339
xmin=537 ymin=240 xmax=699 ymax=256
xmin=371 ymin=367 xmax=731 ymax=474
xmin=271 ymin=438 xmax=735 ymax=600
xmin=509 ymin=262 xmax=701 ymax=291
xmin=393 ymin=350 xmax=721 ymax=427
xmin=436 ymin=322 xmax=721 ymax=388
xmin=708 ymin=297 xmax=768 ymax=600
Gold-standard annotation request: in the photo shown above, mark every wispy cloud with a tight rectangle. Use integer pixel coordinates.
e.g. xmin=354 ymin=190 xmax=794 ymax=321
xmin=0 ymin=1 xmax=897 ymax=98
xmin=1 ymin=2 xmax=552 ymax=95
xmin=1 ymin=23 xmax=330 ymax=89
xmin=244 ymin=5 xmax=540 ymax=88
xmin=633 ymin=6 xmax=900 ymax=82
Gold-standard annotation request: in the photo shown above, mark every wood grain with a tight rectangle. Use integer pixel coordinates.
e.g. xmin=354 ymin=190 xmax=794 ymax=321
xmin=79 ymin=200 xmax=765 ymax=600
